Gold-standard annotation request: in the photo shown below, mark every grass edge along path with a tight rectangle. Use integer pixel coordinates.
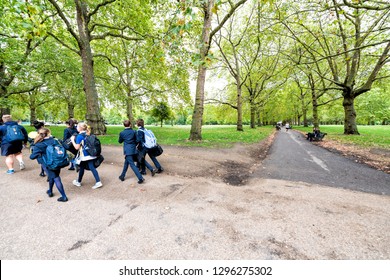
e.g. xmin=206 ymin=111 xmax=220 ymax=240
xmin=25 ymin=125 xmax=275 ymax=149
xmin=294 ymin=125 xmax=390 ymax=150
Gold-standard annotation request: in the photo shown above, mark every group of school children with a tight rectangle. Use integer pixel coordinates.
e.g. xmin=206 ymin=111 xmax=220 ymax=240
xmin=0 ymin=115 xmax=163 ymax=203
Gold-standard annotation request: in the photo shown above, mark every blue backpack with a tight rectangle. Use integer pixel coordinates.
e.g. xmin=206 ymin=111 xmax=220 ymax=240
xmin=6 ymin=125 xmax=25 ymax=143
xmin=43 ymin=139 xmax=70 ymax=170
xmin=141 ymin=128 xmax=157 ymax=148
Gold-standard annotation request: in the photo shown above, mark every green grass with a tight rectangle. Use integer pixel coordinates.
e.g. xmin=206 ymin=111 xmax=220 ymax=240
xmin=26 ymin=124 xmax=274 ymax=148
xmin=294 ymin=125 xmax=390 ymax=149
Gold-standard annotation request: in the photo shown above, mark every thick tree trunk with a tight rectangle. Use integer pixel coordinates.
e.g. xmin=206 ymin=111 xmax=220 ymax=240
xmin=312 ymin=93 xmax=319 ymax=129
xmin=189 ymin=0 xmax=214 ymax=141
xmin=75 ymin=0 xmax=106 ymax=135
xmin=343 ymin=91 xmax=359 ymax=135
xmin=190 ymin=66 xmax=207 ymax=140
xmin=30 ymin=107 xmax=37 ymax=125
xmin=126 ymin=98 xmax=133 ymax=125
xmin=67 ymin=103 xmax=75 ymax=119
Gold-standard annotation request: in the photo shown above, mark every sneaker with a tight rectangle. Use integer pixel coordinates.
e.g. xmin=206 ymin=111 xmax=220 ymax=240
xmin=156 ymin=168 xmax=164 ymax=174
xmin=151 ymin=169 xmax=156 ymax=177
xmin=19 ymin=162 xmax=25 ymax=170
xmin=6 ymin=169 xmax=15 ymax=174
xmin=92 ymin=181 xmax=103 ymax=189
xmin=72 ymin=180 xmax=81 ymax=187
xmin=119 ymin=175 xmax=125 ymax=181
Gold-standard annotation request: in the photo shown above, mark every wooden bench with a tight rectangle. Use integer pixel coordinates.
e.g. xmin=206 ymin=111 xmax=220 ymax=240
xmin=307 ymin=132 xmax=327 ymax=141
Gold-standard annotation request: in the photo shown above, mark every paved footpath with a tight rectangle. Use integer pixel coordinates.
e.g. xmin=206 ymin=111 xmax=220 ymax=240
xmin=259 ymin=130 xmax=390 ymax=195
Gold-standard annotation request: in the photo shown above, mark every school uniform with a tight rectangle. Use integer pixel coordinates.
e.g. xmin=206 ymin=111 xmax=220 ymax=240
xmin=0 ymin=121 xmax=28 ymax=156
xmin=118 ymin=128 xmax=144 ymax=182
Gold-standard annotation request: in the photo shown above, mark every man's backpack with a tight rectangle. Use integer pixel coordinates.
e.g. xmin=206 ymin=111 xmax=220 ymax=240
xmin=83 ymin=134 xmax=101 ymax=157
xmin=141 ymin=128 xmax=157 ymax=148
xmin=6 ymin=125 xmax=25 ymax=143
xmin=43 ymin=139 xmax=70 ymax=170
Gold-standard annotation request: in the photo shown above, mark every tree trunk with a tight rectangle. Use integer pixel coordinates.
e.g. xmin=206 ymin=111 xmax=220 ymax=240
xmin=67 ymin=103 xmax=75 ymax=119
xmin=249 ymin=97 xmax=256 ymax=129
xmin=190 ymin=66 xmax=207 ymax=140
xmin=126 ymin=98 xmax=134 ymax=125
xmin=311 ymin=92 xmax=319 ymax=129
xmin=236 ymin=77 xmax=243 ymax=131
xmin=189 ymin=0 xmax=214 ymax=141
xmin=75 ymin=0 xmax=106 ymax=135
xmin=343 ymin=91 xmax=359 ymax=134
xmin=30 ymin=107 xmax=37 ymax=125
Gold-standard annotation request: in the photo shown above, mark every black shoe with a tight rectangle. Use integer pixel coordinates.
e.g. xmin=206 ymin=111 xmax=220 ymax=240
xmin=57 ymin=197 xmax=68 ymax=202
xmin=68 ymin=166 xmax=75 ymax=171
xmin=46 ymin=190 xmax=53 ymax=198
xmin=141 ymin=171 xmax=146 ymax=175
xmin=39 ymin=172 xmax=46 ymax=177
xmin=137 ymin=178 xmax=145 ymax=184
xmin=156 ymin=168 xmax=164 ymax=174
xmin=151 ymin=169 xmax=156 ymax=177
xmin=119 ymin=175 xmax=125 ymax=181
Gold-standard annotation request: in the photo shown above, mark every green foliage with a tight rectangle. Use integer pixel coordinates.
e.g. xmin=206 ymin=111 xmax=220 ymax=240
xmin=151 ymin=102 xmax=172 ymax=126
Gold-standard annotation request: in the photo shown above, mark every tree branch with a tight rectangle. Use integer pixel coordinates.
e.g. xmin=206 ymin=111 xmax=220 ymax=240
xmin=88 ymin=0 xmax=117 ymax=18
xmin=47 ymin=0 xmax=80 ymax=43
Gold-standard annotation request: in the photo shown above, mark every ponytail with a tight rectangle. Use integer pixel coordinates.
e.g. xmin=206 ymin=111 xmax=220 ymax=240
xmin=34 ymin=128 xmax=51 ymax=144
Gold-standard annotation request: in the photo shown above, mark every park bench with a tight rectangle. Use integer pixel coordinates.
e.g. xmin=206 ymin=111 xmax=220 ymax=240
xmin=307 ymin=132 xmax=327 ymax=141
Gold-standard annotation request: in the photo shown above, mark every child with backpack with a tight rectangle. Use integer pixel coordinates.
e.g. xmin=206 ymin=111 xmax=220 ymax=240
xmin=136 ymin=119 xmax=163 ymax=175
xmin=70 ymin=122 xmax=103 ymax=189
xmin=63 ymin=119 xmax=78 ymax=170
xmin=29 ymin=128 xmax=69 ymax=202
xmin=118 ymin=120 xmax=145 ymax=184
xmin=0 ymin=115 xmax=28 ymax=174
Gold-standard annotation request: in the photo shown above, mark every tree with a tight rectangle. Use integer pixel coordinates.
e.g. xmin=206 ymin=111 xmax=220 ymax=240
xmin=151 ymin=102 xmax=172 ymax=127
xmin=0 ymin=0 xmax=48 ymax=116
xmin=278 ymin=0 xmax=390 ymax=134
xmin=46 ymin=0 xmax=152 ymax=134
xmin=189 ymin=0 xmax=249 ymax=140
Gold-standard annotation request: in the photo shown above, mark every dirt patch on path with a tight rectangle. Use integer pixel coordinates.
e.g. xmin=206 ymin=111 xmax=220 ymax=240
xmin=103 ymin=131 xmax=276 ymax=187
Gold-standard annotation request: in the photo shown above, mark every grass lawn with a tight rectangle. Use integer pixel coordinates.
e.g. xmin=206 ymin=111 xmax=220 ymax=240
xmin=25 ymin=125 xmax=274 ymax=148
xmin=294 ymin=125 xmax=390 ymax=149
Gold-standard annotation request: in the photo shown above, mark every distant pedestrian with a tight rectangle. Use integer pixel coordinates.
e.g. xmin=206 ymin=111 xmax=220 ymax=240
xmin=70 ymin=122 xmax=103 ymax=189
xmin=285 ymin=123 xmax=291 ymax=132
xmin=29 ymin=128 xmax=68 ymax=202
xmin=0 ymin=115 xmax=28 ymax=174
xmin=118 ymin=120 xmax=145 ymax=184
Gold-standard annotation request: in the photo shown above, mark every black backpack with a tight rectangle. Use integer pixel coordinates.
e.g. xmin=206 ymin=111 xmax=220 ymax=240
xmin=83 ymin=134 xmax=101 ymax=157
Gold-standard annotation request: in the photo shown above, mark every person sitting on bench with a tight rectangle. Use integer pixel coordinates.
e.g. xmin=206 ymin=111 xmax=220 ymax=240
xmin=307 ymin=127 xmax=321 ymax=141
